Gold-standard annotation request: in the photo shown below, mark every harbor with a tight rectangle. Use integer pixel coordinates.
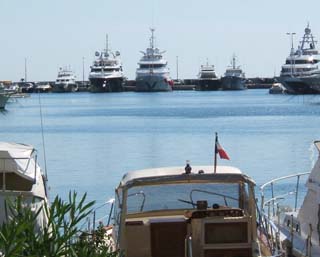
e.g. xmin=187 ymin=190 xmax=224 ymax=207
xmin=0 ymin=77 xmax=275 ymax=93
xmin=3 ymin=0 xmax=320 ymax=255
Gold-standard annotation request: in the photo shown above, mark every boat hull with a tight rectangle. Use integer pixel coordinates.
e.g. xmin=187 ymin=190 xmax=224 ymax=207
xmin=195 ymin=79 xmax=221 ymax=91
xmin=277 ymin=76 xmax=320 ymax=94
xmin=221 ymin=76 xmax=246 ymax=90
xmin=0 ymin=94 xmax=10 ymax=109
xmin=89 ymin=77 xmax=124 ymax=93
xmin=135 ymin=75 xmax=172 ymax=92
xmin=52 ymin=83 xmax=78 ymax=93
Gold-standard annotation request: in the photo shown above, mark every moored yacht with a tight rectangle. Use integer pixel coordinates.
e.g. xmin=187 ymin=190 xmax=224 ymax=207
xmin=278 ymin=24 xmax=320 ymax=94
xmin=98 ymin=164 xmax=278 ymax=257
xmin=0 ymin=142 xmax=49 ymax=230
xmin=135 ymin=28 xmax=173 ymax=92
xmin=52 ymin=67 xmax=78 ymax=93
xmin=221 ymin=55 xmax=246 ymax=90
xmin=260 ymin=141 xmax=320 ymax=257
xmin=89 ymin=35 xmax=125 ymax=93
xmin=195 ymin=61 xmax=221 ymax=90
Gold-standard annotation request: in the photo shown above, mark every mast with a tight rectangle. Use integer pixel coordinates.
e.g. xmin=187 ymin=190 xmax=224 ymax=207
xmin=300 ymin=23 xmax=317 ymax=50
xmin=150 ymin=28 xmax=155 ymax=49
xmin=24 ymin=58 xmax=27 ymax=82
xmin=286 ymin=32 xmax=296 ymax=76
xmin=286 ymin=32 xmax=296 ymax=56
xmin=106 ymin=34 xmax=109 ymax=55
xmin=176 ymin=56 xmax=179 ymax=80
xmin=232 ymin=54 xmax=236 ymax=69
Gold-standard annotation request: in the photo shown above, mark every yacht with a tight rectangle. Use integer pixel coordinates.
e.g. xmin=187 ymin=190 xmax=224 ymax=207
xmin=278 ymin=24 xmax=320 ymax=94
xmin=195 ymin=61 xmax=221 ymax=90
xmin=221 ymin=55 xmax=246 ymax=90
xmin=52 ymin=67 xmax=78 ymax=93
xmin=89 ymin=35 xmax=124 ymax=93
xmin=97 ymin=164 xmax=279 ymax=257
xmin=0 ymin=142 xmax=49 ymax=230
xmin=0 ymin=83 xmax=10 ymax=109
xmin=135 ymin=28 xmax=173 ymax=92
xmin=260 ymin=141 xmax=320 ymax=257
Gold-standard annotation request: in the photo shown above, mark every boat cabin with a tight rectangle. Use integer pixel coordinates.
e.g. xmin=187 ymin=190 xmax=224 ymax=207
xmin=112 ymin=165 xmax=262 ymax=257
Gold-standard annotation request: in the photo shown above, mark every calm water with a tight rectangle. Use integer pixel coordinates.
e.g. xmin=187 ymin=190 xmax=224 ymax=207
xmin=1 ymin=90 xmax=320 ymax=217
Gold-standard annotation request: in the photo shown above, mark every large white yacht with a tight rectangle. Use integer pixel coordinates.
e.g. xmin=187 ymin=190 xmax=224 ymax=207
xmin=278 ymin=24 xmax=320 ymax=94
xmin=195 ymin=61 xmax=221 ymax=90
xmin=89 ymin=35 xmax=125 ymax=93
xmin=135 ymin=28 xmax=173 ymax=92
xmin=0 ymin=142 xmax=49 ymax=230
xmin=221 ymin=55 xmax=246 ymax=90
xmin=52 ymin=67 xmax=78 ymax=93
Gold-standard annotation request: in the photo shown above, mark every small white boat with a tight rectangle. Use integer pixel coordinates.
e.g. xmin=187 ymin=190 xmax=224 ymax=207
xmin=269 ymin=83 xmax=285 ymax=94
xmin=0 ymin=142 xmax=49 ymax=230
xmin=101 ymin=164 xmax=278 ymax=257
xmin=260 ymin=141 xmax=320 ymax=257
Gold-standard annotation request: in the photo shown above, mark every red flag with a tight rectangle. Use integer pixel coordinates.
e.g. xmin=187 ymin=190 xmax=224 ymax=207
xmin=215 ymin=141 xmax=230 ymax=160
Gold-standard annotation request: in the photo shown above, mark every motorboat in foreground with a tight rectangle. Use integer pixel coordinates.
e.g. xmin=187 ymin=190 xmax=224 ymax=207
xmin=260 ymin=141 xmax=320 ymax=257
xmin=101 ymin=164 xmax=279 ymax=257
xmin=0 ymin=142 xmax=49 ymax=230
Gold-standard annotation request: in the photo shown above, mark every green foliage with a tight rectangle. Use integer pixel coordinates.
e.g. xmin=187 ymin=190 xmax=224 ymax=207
xmin=0 ymin=192 xmax=117 ymax=257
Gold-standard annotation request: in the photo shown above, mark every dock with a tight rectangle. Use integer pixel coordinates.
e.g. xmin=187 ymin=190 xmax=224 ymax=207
xmin=3 ymin=77 xmax=275 ymax=93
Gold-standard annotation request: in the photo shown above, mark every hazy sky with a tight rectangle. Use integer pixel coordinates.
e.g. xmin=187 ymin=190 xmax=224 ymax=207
xmin=1 ymin=0 xmax=319 ymax=82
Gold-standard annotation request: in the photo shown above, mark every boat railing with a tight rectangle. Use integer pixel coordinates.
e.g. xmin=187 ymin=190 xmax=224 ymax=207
xmin=260 ymin=172 xmax=310 ymax=217
xmin=80 ymin=198 xmax=115 ymax=235
xmin=259 ymin=172 xmax=310 ymax=256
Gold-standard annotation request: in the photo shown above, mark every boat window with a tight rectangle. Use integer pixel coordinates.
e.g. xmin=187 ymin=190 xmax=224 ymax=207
xmin=126 ymin=183 xmax=244 ymax=214
xmin=139 ymin=64 xmax=165 ymax=69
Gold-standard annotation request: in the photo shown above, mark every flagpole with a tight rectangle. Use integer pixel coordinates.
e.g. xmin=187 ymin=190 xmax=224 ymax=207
xmin=214 ymin=132 xmax=218 ymax=173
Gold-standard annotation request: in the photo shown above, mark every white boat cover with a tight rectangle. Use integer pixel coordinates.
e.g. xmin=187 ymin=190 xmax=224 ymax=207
xmin=120 ymin=165 xmax=244 ymax=188
xmin=0 ymin=142 xmax=37 ymax=181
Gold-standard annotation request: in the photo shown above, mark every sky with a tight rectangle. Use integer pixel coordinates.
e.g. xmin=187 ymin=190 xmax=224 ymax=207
xmin=1 ymin=0 xmax=320 ymax=82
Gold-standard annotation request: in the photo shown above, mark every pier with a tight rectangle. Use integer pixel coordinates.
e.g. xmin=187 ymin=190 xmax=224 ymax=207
xmin=1 ymin=77 xmax=275 ymax=93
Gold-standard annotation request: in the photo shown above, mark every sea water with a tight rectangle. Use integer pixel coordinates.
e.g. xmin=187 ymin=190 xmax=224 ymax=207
xmin=1 ymin=90 xmax=320 ymax=220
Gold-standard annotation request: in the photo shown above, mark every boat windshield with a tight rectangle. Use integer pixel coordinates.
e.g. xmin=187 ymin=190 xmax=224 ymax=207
xmin=127 ymin=182 xmax=247 ymax=214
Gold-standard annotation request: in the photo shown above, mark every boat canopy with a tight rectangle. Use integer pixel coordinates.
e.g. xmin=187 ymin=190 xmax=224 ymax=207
xmin=118 ymin=165 xmax=255 ymax=189
xmin=0 ymin=142 xmax=38 ymax=182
